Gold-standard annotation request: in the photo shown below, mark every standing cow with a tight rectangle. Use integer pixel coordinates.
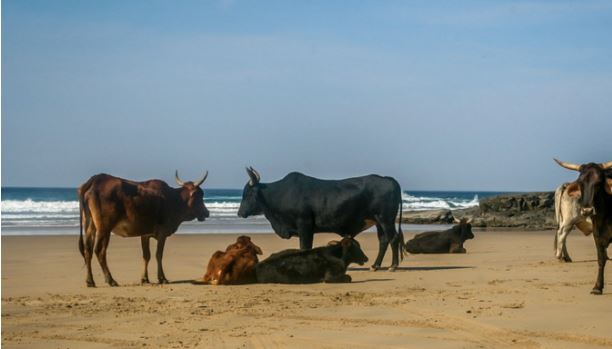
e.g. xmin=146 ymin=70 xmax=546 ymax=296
xmin=554 ymin=182 xmax=593 ymax=262
xmin=237 ymin=168 xmax=405 ymax=271
xmin=78 ymin=171 xmax=209 ymax=287
xmin=554 ymin=159 xmax=612 ymax=295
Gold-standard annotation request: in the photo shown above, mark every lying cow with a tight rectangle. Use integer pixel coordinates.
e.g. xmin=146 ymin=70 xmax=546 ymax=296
xmin=554 ymin=182 xmax=593 ymax=262
xmin=255 ymin=237 xmax=368 ymax=284
xmin=405 ymin=218 xmax=474 ymax=254
xmin=203 ymin=236 xmax=263 ymax=285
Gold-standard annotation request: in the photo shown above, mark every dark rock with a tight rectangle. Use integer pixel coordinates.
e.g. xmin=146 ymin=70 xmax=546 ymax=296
xmin=455 ymin=192 xmax=555 ymax=230
xmin=399 ymin=192 xmax=556 ymax=230
xmin=398 ymin=209 xmax=454 ymax=224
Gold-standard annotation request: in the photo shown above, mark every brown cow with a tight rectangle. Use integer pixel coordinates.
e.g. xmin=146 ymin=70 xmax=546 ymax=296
xmin=78 ymin=171 xmax=209 ymax=287
xmin=555 ymin=159 xmax=612 ymax=294
xmin=203 ymin=236 xmax=262 ymax=285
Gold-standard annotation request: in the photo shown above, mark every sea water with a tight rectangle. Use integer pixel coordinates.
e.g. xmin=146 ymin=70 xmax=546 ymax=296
xmin=1 ymin=187 xmax=504 ymax=235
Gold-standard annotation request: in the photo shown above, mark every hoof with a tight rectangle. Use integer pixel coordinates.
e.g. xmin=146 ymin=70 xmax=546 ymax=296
xmin=388 ymin=266 xmax=397 ymax=272
xmin=158 ymin=278 xmax=170 ymax=285
xmin=370 ymin=265 xmax=380 ymax=271
xmin=591 ymin=288 xmax=603 ymax=295
xmin=108 ymin=279 xmax=119 ymax=287
xmin=86 ymin=281 xmax=96 ymax=288
xmin=141 ymin=278 xmax=150 ymax=285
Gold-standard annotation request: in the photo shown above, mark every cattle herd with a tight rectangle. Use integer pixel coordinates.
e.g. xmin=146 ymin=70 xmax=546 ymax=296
xmin=77 ymin=160 xmax=612 ymax=294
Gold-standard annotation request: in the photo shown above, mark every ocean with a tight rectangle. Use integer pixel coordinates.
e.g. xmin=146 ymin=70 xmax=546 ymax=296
xmin=1 ymin=187 xmax=505 ymax=236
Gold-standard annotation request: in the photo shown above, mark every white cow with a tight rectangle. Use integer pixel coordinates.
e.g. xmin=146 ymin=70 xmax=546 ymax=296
xmin=554 ymin=182 xmax=592 ymax=262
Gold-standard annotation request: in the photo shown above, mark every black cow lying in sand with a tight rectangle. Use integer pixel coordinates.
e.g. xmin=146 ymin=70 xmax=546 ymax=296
xmin=255 ymin=237 xmax=369 ymax=284
xmin=405 ymin=218 xmax=474 ymax=254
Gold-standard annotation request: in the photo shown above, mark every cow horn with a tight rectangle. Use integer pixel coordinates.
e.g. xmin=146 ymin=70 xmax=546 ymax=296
xmin=249 ymin=167 xmax=261 ymax=182
xmin=194 ymin=171 xmax=208 ymax=187
xmin=554 ymin=158 xmax=581 ymax=171
xmin=600 ymin=161 xmax=612 ymax=170
xmin=466 ymin=217 xmax=473 ymax=224
xmin=175 ymin=170 xmax=185 ymax=186
xmin=246 ymin=166 xmax=261 ymax=186
xmin=453 ymin=217 xmax=461 ymax=224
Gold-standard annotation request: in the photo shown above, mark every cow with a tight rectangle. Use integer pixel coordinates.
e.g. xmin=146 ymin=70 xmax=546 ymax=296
xmin=255 ymin=237 xmax=369 ymax=284
xmin=237 ymin=167 xmax=405 ymax=271
xmin=404 ymin=217 xmax=474 ymax=254
xmin=203 ymin=236 xmax=262 ymax=285
xmin=554 ymin=182 xmax=593 ymax=262
xmin=554 ymin=159 xmax=612 ymax=294
xmin=78 ymin=171 xmax=209 ymax=287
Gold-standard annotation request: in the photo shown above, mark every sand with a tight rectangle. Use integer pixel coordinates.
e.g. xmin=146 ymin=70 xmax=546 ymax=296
xmin=2 ymin=230 xmax=611 ymax=349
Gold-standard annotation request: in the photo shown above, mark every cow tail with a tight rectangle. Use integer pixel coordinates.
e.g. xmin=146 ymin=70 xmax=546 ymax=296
xmin=78 ymin=187 xmax=86 ymax=259
xmin=77 ymin=177 xmax=95 ymax=259
xmin=398 ymin=197 xmax=406 ymax=261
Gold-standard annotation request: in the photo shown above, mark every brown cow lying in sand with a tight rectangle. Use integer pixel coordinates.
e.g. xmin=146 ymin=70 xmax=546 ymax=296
xmin=203 ymin=236 xmax=263 ymax=285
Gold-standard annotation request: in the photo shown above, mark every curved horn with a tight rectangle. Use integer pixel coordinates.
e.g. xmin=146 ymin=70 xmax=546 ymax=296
xmin=554 ymin=158 xmax=580 ymax=171
xmin=249 ymin=166 xmax=261 ymax=182
xmin=466 ymin=217 xmax=473 ymax=224
xmin=453 ymin=217 xmax=461 ymax=224
xmin=194 ymin=170 xmax=208 ymax=187
xmin=600 ymin=161 xmax=612 ymax=170
xmin=175 ymin=170 xmax=185 ymax=186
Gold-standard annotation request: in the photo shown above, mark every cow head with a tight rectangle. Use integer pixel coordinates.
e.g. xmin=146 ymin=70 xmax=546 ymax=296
xmin=237 ymin=167 xmax=264 ymax=218
xmin=175 ymin=170 xmax=210 ymax=221
xmin=554 ymin=159 xmax=612 ymax=217
xmin=329 ymin=238 xmax=369 ymax=266
xmin=229 ymin=235 xmax=263 ymax=255
xmin=453 ymin=217 xmax=474 ymax=241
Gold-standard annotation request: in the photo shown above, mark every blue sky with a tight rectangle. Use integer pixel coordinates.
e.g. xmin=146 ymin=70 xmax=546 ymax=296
xmin=2 ymin=0 xmax=612 ymax=190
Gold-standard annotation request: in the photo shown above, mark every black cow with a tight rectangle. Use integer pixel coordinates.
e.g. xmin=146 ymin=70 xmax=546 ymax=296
xmin=255 ymin=237 xmax=369 ymax=283
xmin=405 ymin=218 xmax=474 ymax=254
xmin=237 ymin=168 xmax=405 ymax=271
xmin=555 ymin=159 xmax=612 ymax=295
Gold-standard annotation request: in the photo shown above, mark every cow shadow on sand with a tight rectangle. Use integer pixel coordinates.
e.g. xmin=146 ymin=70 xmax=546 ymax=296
xmin=348 ymin=266 xmax=474 ymax=272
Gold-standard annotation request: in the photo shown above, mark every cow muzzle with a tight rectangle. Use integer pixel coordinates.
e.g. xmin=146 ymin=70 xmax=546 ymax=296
xmin=197 ymin=210 xmax=209 ymax=221
xmin=581 ymin=207 xmax=596 ymax=217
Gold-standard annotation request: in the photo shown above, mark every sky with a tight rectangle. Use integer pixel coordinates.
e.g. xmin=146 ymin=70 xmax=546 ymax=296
xmin=2 ymin=0 xmax=612 ymax=191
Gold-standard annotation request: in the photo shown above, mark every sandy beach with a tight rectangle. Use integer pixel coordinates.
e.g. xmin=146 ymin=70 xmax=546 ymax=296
xmin=2 ymin=230 xmax=611 ymax=349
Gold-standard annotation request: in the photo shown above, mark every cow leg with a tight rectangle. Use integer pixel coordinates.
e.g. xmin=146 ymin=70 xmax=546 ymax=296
xmin=297 ymin=221 xmax=314 ymax=250
xmin=324 ymin=259 xmax=351 ymax=283
xmin=371 ymin=224 xmax=389 ymax=271
xmin=450 ymin=243 xmax=466 ymax=253
xmin=556 ymin=225 xmax=572 ymax=262
xmin=94 ymin=231 xmax=118 ymax=287
xmin=155 ymin=236 xmax=169 ymax=284
xmin=141 ymin=236 xmax=151 ymax=284
xmin=380 ymin=221 xmax=400 ymax=271
xmin=84 ymin=221 xmax=96 ymax=287
xmin=591 ymin=237 xmax=608 ymax=295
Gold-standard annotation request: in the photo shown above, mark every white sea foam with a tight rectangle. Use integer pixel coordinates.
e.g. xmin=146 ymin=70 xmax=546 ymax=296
xmin=1 ymin=199 xmax=79 ymax=213
xmin=1 ymin=193 xmax=481 ymax=228
xmin=401 ymin=193 xmax=479 ymax=211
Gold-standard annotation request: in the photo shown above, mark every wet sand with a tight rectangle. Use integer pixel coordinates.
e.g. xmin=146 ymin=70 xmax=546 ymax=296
xmin=2 ymin=230 xmax=611 ymax=348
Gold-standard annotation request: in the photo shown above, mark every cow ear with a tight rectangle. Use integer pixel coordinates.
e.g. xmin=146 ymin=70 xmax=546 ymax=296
xmin=254 ymin=245 xmax=263 ymax=255
xmin=567 ymin=182 xmax=581 ymax=198
xmin=327 ymin=240 xmax=340 ymax=246
xmin=606 ymin=178 xmax=612 ymax=195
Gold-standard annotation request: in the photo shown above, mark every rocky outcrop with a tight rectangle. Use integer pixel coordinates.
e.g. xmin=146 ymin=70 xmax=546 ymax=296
xmin=400 ymin=192 xmax=557 ymax=230
xmin=399 ymin=209 xmax=454 ymax=224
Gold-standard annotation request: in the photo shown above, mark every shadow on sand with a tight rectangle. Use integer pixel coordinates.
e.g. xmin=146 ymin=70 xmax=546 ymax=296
xmin=348 ymin=265 xmax=474 ymax=272
xmin=350 ymin=278 xmax=395 ymax=284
